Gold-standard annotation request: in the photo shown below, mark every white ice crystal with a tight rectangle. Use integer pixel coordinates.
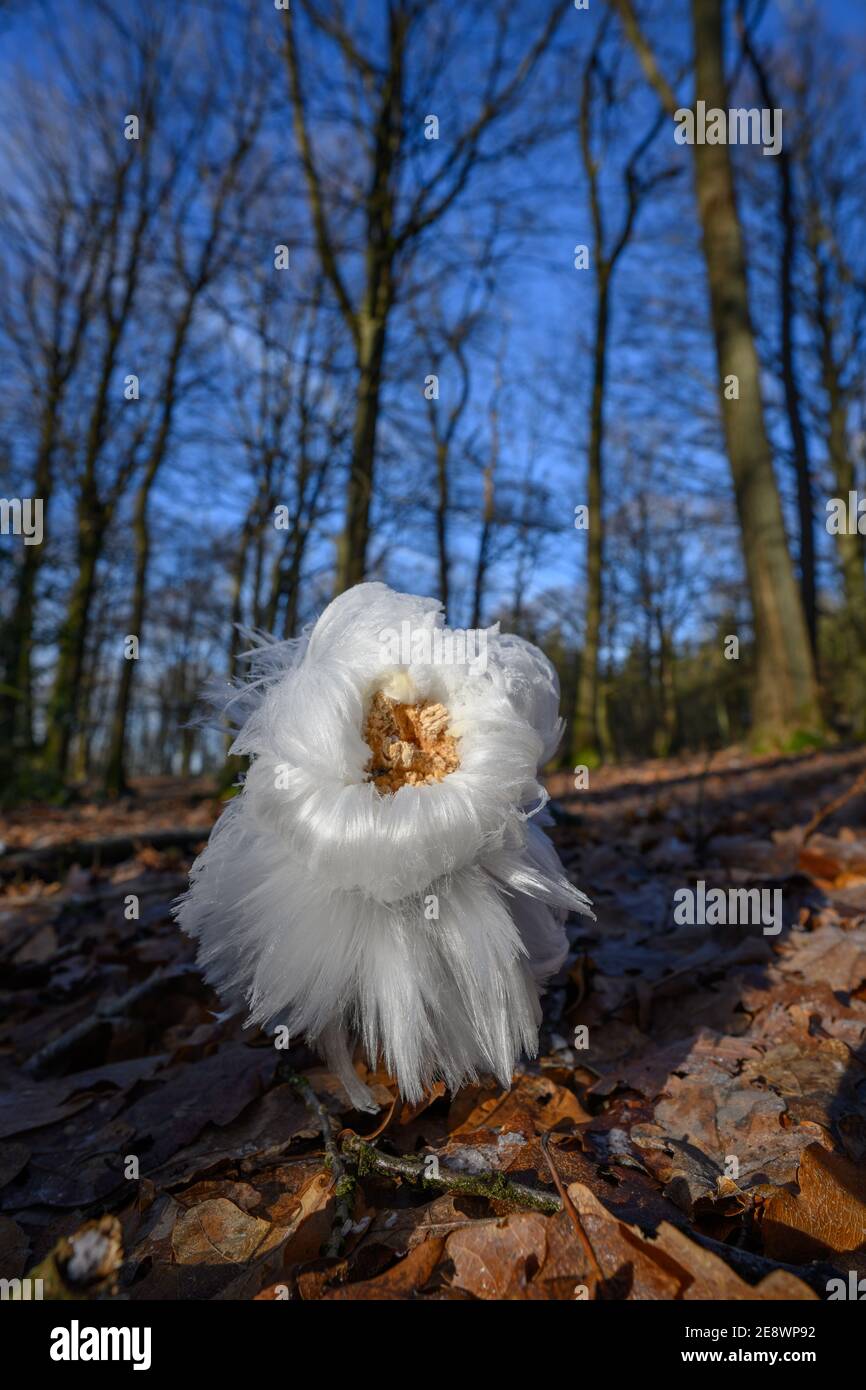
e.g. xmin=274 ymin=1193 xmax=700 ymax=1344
xmin=175 ymin=582 xmax=592 ymax=1111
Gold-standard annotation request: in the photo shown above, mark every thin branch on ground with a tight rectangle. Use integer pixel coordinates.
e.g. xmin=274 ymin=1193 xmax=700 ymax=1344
xmin=278 ymin=1061 xmax=357 ymax=1258
xmin=25 ymin=965 xmax=202 ymax=1076
xmin=340 ymin=1132 xmax=562 ymax=1214
xmin=541 ymin=1131 xmax=604 ymax=1293
xmin=802 ymin=764 xmax=866 ymax=842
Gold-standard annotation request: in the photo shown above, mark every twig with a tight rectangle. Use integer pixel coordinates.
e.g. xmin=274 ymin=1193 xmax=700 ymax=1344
xmin=540 ymin=1132 xmax=603 ymax=1294
xmin=339 ymin=1133 xmax=561 ymax=1214
xmin=0 ymin=827 xmax=213 ymax=882
xmin=802 ymin=765 xmax=866 ymax=843
xmin=278 ymin=1062 xmax=357 ymax=1258
xmin=24 ymin=965 xmax=202 ymax=1076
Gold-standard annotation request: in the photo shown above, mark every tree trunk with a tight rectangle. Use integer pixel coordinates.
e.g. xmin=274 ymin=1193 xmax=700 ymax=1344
xmin=777 ymin=127 xmax=816 ymax=658
xmin=336 ymin=313 xmax=388 ymax=592
xmin=263 ymin=511 xmax=308 ymax=641
xmin=655 ymin=617 xmax=677 ymax=756
xmin=281 ymin=542 xmax=304 ymax=641
xmin=740 ymin=17 xmax=816 ymax=656
xmin=823 ymin=341 xmax=866 ymax=647
xmin=435 ymin=439 xmax=450 ymax=619
xmin=0 ymin=407 xmax=58 ymax=770
xmin=228 ymin=519 xmax=253 ymax=667
xmin=470 ymin=504 xmax=492 ymax=631
xmin=180 ymin=723 xmax=195 ymax=778
xmin=573 ymin=275 xmax=609 ymax=763
xmin=690 ymin=0 xmax=820 ymax=742
xmin=103 ymin=494 xmax=150 ymax=797
xmin=43 ymin=505 xmax=105 ymax=780
xmin=470 ymin=376 xmax=499 ymax=631
xmin=102 ymin=302 xmax=196 ymax=797
xmin=42 ymin=265 xmax=136 ymax=782
xmin=803 ymin=212 xmax=866 ymax=661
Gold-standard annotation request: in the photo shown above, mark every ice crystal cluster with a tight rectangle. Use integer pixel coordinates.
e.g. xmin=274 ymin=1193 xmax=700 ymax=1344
xmin=176 ymin=583 xmax=591 ymax=1110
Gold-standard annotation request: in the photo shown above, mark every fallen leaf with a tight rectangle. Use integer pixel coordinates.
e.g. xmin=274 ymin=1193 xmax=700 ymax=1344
xmin=446 ymin=1213 xmax=549 ymax=1299
xmin=171 ymin=1198 xmax=285 ymax=1266
xmin=760 ymin=1144 xmax=866 ymax=1268
xmin=565 ymin=1183 xmax=816 ymax=1300
xmin=320 ymin=1236 xmax=446 ymax=1299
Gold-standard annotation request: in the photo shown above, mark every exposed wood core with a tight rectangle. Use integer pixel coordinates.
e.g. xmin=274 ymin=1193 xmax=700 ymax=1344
xmin=363 ymin=690 xmax=459 ymax=793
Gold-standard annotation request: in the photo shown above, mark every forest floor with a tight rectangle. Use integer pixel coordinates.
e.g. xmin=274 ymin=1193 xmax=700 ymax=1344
xmin=1 ymin=745 xmax=865 ymax=1300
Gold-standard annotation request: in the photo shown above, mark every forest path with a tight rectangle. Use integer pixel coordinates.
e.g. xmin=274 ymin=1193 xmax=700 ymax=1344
xmin=1 ymin=747 xmax=864 ymax=1299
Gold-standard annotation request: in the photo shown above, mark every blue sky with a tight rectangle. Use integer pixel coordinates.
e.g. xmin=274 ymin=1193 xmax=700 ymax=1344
xmin=1 ymin=0 xmax=864 ymax=659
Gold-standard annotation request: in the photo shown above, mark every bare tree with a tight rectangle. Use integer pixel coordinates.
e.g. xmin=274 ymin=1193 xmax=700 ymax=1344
xmin=281 ymin=0 xmax=570 ymax=592
xmin=408 ymin=276 xmax=491 ymax=620
xmin=0 ymin=48 xmax=119 ymax=775
xmin=793 ymin=44 xmax=866 ymax=686
xmin=36 ymin=8 xmax=195 ymax=781
xmin=223 ymin=271 xmax=346 ymax=667
xmin=572 ymin=13 xmax=677 ymax=763
xmin=103 ymin=20 xmax=270 ymax=796
xmin=613 ymin=0 xmax=821 ymax=743
xmin=737 ymin=0 xmax=816 ymax=656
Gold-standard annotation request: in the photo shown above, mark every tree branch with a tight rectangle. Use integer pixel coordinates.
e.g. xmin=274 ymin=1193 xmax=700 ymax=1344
xmin=281 ymin=6 xmax=360 ymax=351
xmin=340 ymin=1133 xmax=562 ymax=1214
xmin=611 ymin=0 xmax=680 ymax=118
